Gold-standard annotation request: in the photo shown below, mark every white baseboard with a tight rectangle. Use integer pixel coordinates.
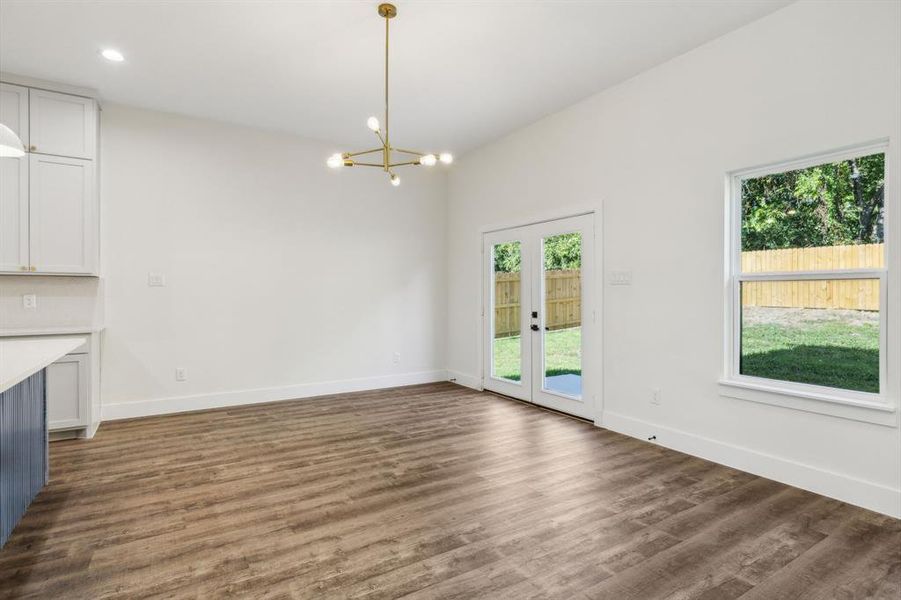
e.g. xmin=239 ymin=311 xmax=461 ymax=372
xmin=447 ymin=370 xmax=482 ymax=391
xmin=102 ymin=369 xmax=449 ymax=421
xmin=601 ymin=411 xmax=901 ymax=518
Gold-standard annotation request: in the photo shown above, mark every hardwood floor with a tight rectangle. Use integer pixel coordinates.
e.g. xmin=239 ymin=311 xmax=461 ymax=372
xmin=0 ymin=382 xmax=898 ymax=599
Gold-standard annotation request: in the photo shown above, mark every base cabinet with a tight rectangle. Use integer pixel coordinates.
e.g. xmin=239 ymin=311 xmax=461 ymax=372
xmin=46 ymin=353 xmax=88 ymax=431
xmin=0 ymin=370 xmax=48 ymax=548
xmin=3 ymin=333 xmax=99 ymax=438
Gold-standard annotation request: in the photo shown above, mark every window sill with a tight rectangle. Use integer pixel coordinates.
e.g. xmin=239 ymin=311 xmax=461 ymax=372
xmin=718 ymin=378 xmax=897 ymax=426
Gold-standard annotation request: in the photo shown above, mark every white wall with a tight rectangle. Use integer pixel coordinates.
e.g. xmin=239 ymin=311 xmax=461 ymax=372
xmin=98 ymin=104 xmax=447 ymax=416
xmin=446 ymin=0 xmax=901 ymax=516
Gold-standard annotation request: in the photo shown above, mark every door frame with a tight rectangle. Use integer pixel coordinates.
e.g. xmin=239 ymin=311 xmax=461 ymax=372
xmin=481 ymin=211 xmax=602 ymax=421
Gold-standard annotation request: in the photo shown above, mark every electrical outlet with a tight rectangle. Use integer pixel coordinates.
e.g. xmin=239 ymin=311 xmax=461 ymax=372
xmin=23 ymin=294 xmax=37 ymax=310
xmin=392 ymin=352 xmax=401 ymax=365
xmin=148 ymin=272 xmax=166 ymax=287
xmin=651 ymin=388 xmax=661 ymax=405
xmin=175 ymin=368 xmax=187 ymax=382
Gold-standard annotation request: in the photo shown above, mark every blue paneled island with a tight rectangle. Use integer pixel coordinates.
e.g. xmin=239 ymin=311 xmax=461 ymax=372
xmin=0 ymin=337 xmax=84 ymax=548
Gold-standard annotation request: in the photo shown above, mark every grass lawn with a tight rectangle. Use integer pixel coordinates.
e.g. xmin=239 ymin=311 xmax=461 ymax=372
xmin=741 ymin=309 xmax=879 ymax=393
xmin=492 ymin=310 xmax=878 ymax=394
xmin=493 ymin=327 xmax=581 ymax=381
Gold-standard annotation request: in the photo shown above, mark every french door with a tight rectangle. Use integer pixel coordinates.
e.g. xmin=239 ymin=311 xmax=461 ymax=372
xmin=483 ymin=214 xmax=595 ymax=419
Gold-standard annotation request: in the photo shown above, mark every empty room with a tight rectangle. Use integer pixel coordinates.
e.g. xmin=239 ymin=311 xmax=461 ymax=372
xmin=0 ymin=0 xmax=899 ymax=598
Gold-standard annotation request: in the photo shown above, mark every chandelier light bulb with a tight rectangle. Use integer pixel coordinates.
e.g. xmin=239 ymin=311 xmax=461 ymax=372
xmin=439 ymin=153 xmax=454 ymax=165
xmin=367 ymin=116 xmax=380 ymax=132
xmin=419 ymin=154 xmax=437 ymax=166
xmin=327 ymin=153 xmax=344 ymax=168
xmin=390 ymin=174 xmax=401 ymax=186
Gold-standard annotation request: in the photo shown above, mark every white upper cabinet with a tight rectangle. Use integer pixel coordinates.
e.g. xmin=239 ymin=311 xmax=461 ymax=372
xmin=29 ymin=154 xmax=95 ymax=274
xmin=0 ymin=83 xmax=29 ymax=146
xmin=0 ymin=81 xmax=99 ymax=275
xmin=29 ymin=89 xmax=96 ymax=160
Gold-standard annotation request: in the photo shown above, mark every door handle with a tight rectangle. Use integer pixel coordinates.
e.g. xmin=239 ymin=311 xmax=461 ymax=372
xmin=530 ymin=324 xmax=540 ymax=332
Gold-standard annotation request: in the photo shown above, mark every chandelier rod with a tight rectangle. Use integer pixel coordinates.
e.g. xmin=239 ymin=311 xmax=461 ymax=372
xmin=384 ymin=13 xmax=390 ymax=171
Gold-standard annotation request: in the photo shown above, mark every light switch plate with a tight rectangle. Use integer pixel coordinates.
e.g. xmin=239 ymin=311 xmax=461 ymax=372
xmin=609 ymin=270 xmax=632 ymax=286
xmin=148 ymin=272 xmax=166 ymax=287
xmin=23 ymin=294 xmax=37 ymax=310
xmin=175 ymin=368 xmax=187 ymax=382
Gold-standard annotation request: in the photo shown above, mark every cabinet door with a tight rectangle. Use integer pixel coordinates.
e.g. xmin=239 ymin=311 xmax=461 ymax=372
xmin=29 ymin=89 xmax=95 ymax=159
xmin=0 ymin=152 xmax=28 ymax=272
xmin=47 ymin=354 xmax=89 ymax=431
xmin=0 ymin=84 xmax=30 ymax=272
xmin=0 ymin=83 xmax=29 ymax=146
xmin=29 ymin=154 xmax=95 ymax=274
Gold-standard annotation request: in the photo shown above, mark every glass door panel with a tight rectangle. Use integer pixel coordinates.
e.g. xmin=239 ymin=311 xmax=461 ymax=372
xmin=484 ymin=231 xmax=532 ymax=402
xmin=542 ymin=232 xmax=582 ymax=398
xmin=492 ymin=241 xmax=522 ymax=382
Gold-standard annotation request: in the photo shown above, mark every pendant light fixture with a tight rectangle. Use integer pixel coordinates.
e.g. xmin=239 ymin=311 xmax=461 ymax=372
xmin=326 ymin=3 xmax=452 ymax=186
xmin=0 ymin=124 xmax=25 ymax=158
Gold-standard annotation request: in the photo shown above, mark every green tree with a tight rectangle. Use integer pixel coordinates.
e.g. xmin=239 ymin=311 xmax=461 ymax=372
xmin=493 ymin=233 xmax=582 ymax=273
xmin=493 ymin=242 xmax=521 ymax=273
xmin=741 ymin=153 xmax=884 ymax=251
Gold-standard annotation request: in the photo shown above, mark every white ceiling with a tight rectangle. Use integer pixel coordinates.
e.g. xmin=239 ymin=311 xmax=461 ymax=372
xmin=0 ymin=0 xmax=791 ymax=155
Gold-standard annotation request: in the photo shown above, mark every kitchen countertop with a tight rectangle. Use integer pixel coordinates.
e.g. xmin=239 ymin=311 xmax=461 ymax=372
xmin=0 ymin=337 xmax=86 ymax=393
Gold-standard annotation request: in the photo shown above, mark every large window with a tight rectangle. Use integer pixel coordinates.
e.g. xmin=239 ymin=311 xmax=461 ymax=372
xmin=725 ymin=144 xmax=888 ymax=408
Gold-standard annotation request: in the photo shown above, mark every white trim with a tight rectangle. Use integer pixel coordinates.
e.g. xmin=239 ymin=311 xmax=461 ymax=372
xmin=447 ymin=370 xmax=483 ymax=390
xmin=0 ymin=326 xmax=105 ymax=337
xmin=730 ymin=139 xmax=890 ymax=180
xmin=101 ymin=370 xmax=448 ymax=421
xmin=0 ymin=71 xmax=98 ymax=101
xmin=479 ymin=206 xmax=597 ymax=234
xmin=601 ymin=411 xmax=901 ymax=518
xmin=737 ymin=269 xmax=885 ymax=281
xmin=718 ymin=379 xmax=896 ymax=427
xmin=724 ymin=141 xmax=893 ymax=420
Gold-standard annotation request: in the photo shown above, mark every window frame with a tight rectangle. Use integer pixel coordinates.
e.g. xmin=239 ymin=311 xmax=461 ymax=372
xmin=721 ymin=141 xmax=894 ymax=424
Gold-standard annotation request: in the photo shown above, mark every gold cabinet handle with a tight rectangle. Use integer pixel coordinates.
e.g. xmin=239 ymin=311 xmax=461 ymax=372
xmin=20 ymin=265 xmax=28 ymax=271
xmin=29 ymin=145 xmax=36 ymax=152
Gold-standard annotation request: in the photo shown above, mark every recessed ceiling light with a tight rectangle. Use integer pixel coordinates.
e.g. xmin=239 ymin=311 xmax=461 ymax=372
xmin=101 ymin=48 xmax=125 ymax=62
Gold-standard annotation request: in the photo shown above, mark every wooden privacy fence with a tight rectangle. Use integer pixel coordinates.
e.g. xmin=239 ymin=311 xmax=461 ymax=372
xmin=493 ymin=244 xmax=883 ymax=337
xmin=741 ymin=243 xmax=882 ymax=311
xmin=494 ymin=269 xmax=581 ymax=337
xmin=740 ymin=243 xmax=883 ymax=273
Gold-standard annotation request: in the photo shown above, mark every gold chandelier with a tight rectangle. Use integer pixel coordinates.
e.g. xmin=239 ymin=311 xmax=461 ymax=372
xmin=326 ymin=3 xmax=452 ymax=186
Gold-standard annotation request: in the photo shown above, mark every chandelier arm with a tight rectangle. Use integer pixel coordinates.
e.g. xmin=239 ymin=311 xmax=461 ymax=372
xmin=352 ymin=162 xmax=385 ymax=168
xmin=345 ymin=148 xmax=384 ymax=158
xmin=391 ymin=148 xmax=428 ymax=156
xmin=389 ymin=161 xmax=421 ymax=167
